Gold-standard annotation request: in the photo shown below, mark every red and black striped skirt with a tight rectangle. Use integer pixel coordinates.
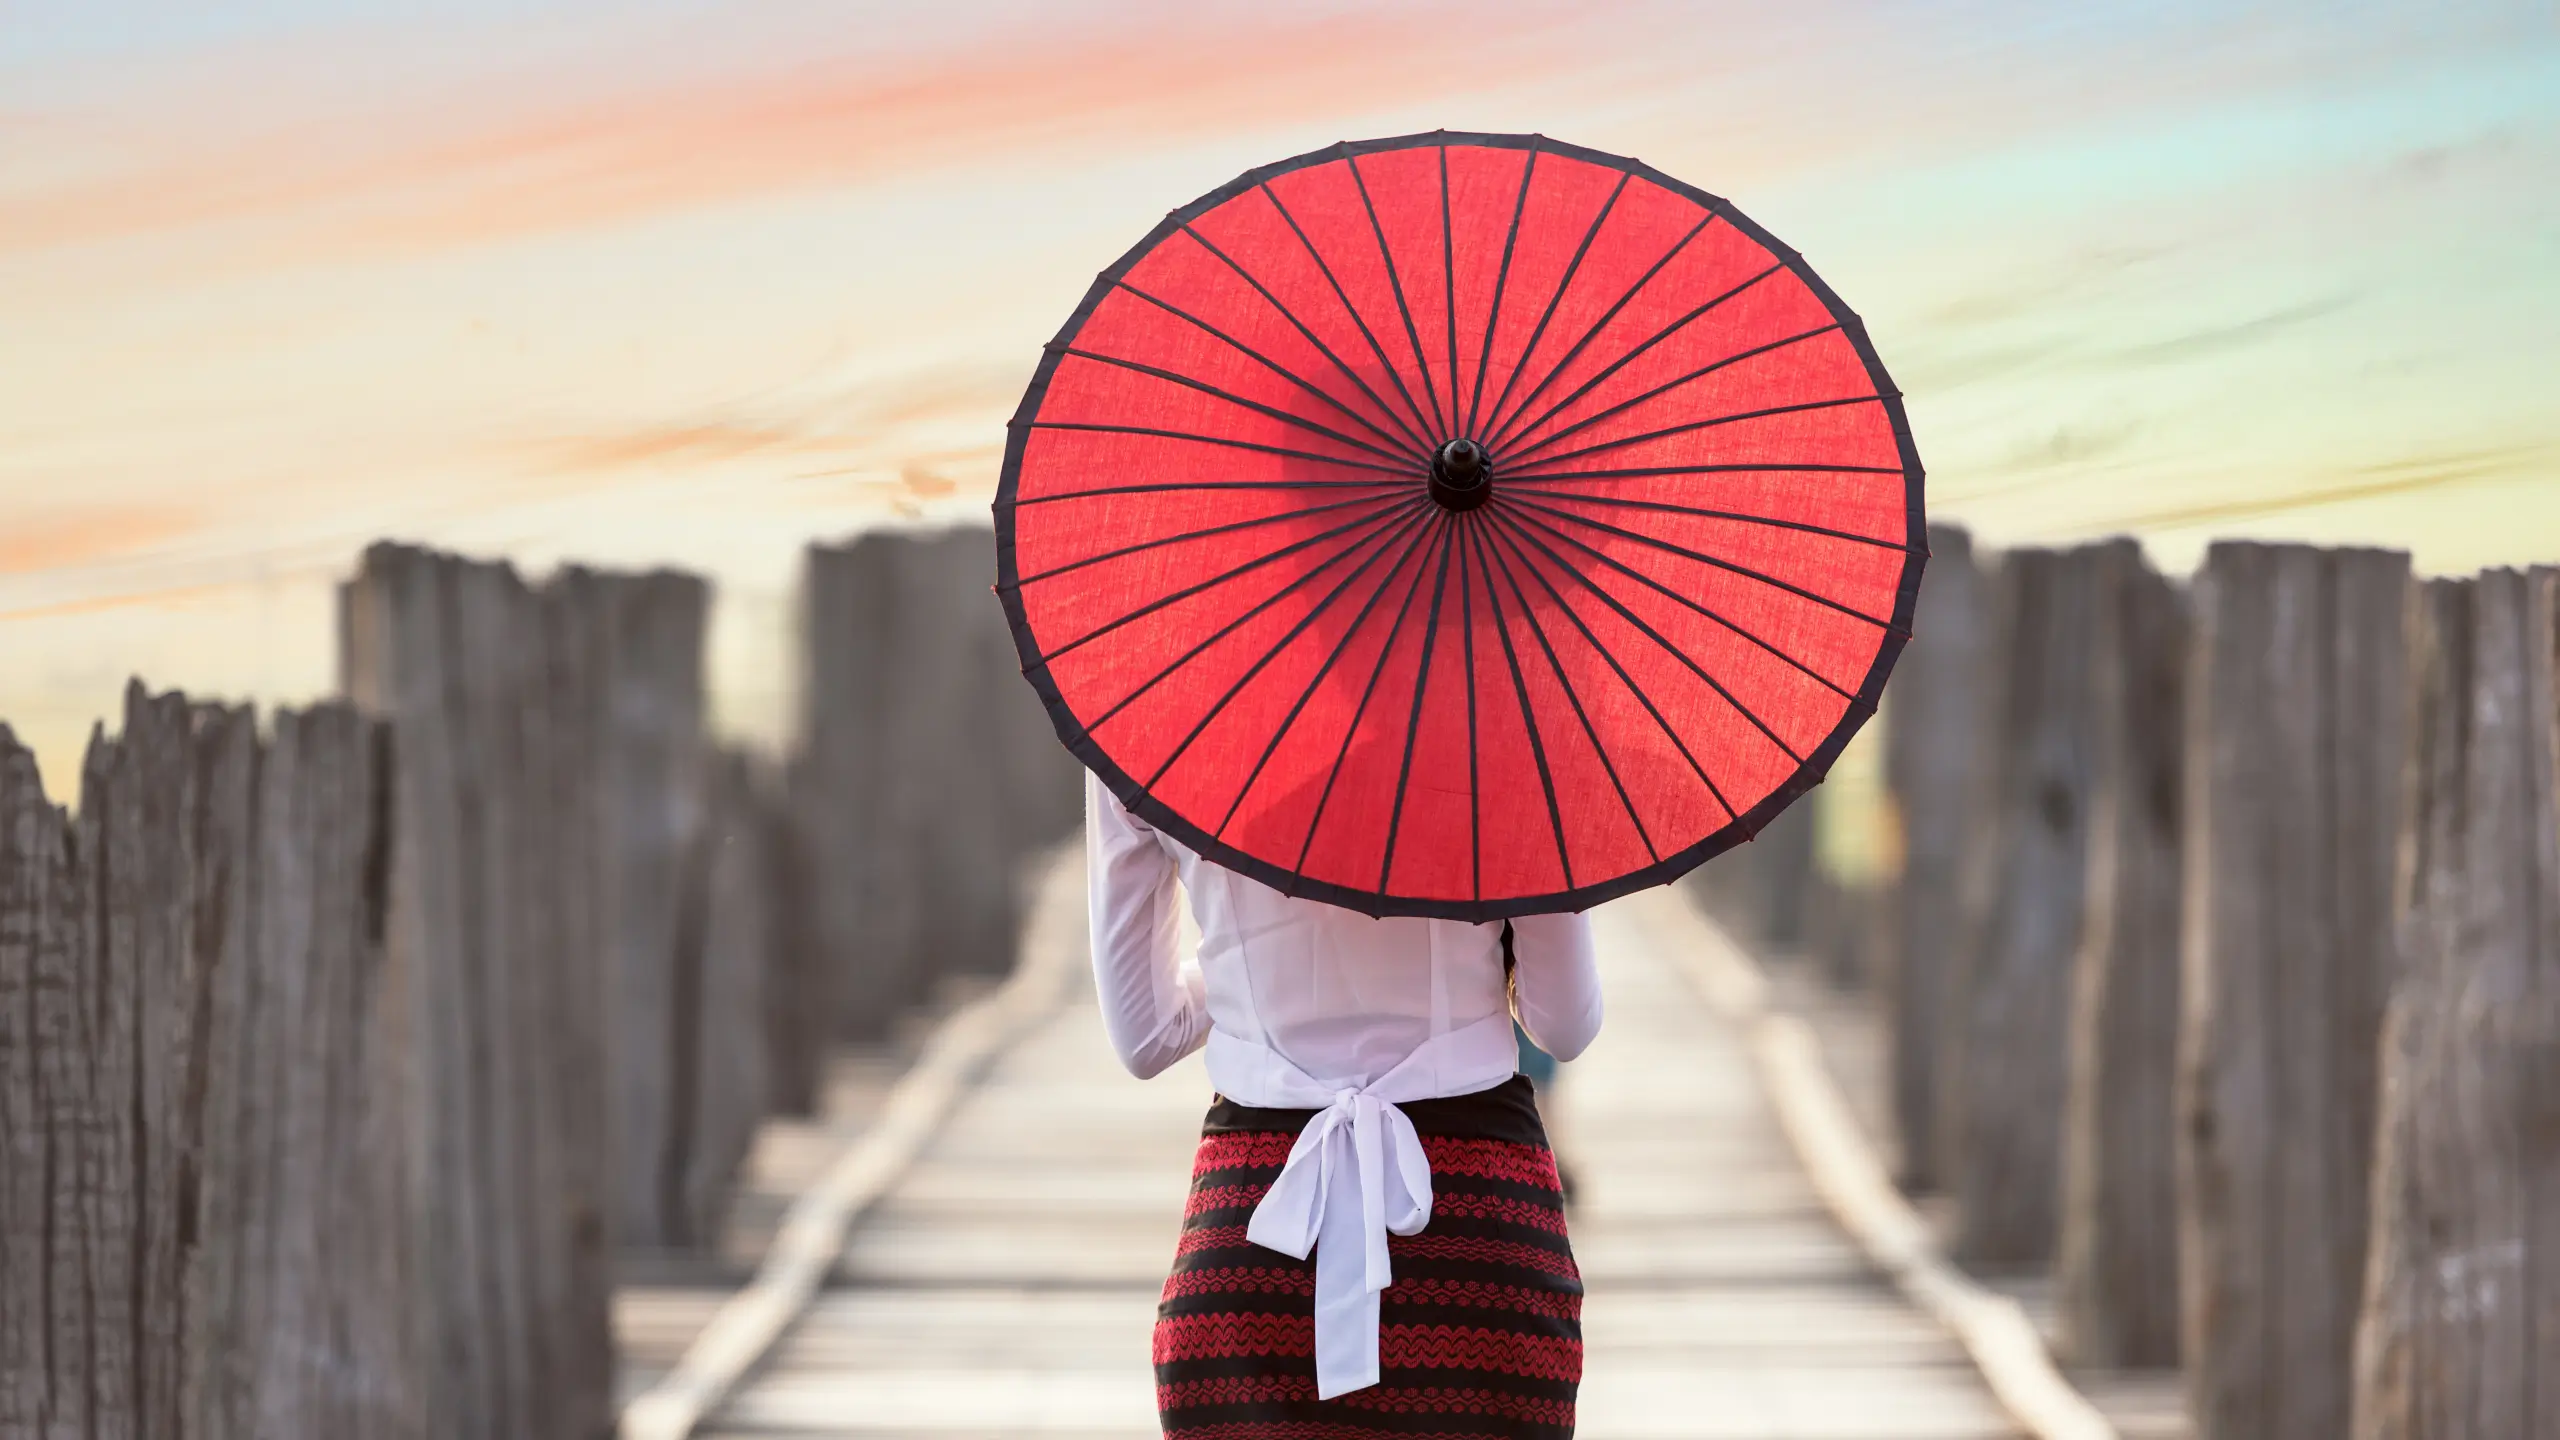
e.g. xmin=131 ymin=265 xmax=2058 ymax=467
xmin=1154 ymin=1074 xmax=1581 ymax=1439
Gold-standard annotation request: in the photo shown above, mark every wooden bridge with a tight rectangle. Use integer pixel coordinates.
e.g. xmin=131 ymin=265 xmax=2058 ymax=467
xmin=4 ymin=527 xmax=2550 ymax=1440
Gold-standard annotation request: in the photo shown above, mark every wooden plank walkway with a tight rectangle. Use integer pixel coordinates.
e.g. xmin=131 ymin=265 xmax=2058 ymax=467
xmin=633 ymin=864 xmax=2023 ymax=1439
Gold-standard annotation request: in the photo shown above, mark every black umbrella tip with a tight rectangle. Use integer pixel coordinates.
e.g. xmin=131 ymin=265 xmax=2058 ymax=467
xmin=1430 ymin=438 xmax=1492 ymax=512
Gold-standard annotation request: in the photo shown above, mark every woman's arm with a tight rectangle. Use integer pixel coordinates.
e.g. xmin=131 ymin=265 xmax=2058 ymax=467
xmin=1508 ymin=912 xmax=1602 ymax=1061
xmin=1085 ymin=770 xmax=1209 ymax=1078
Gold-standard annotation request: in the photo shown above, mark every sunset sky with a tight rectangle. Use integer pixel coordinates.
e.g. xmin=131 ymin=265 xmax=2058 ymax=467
xmin=4 ymin=0 xmax=2556 ymax=793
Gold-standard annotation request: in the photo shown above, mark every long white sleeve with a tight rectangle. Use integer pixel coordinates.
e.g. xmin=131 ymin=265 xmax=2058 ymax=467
xmin=1508 ymin=912 xmax=1603 ymax=1061
xmin=1085 ymin=772 xmax=1209 ymax=1079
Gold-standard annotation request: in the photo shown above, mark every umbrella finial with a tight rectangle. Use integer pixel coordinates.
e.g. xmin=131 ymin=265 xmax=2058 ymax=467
xmin=1430 ymin=438 xmax=1491 ymax=512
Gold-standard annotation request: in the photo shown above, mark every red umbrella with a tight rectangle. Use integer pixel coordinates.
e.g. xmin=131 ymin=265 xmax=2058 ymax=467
xmin=996 ymin=132 xmax=1922 ymax=919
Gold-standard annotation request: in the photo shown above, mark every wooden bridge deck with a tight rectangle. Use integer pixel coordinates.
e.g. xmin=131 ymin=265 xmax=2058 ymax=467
xmin=624 ymin=871 xmax=2021 ymax=1439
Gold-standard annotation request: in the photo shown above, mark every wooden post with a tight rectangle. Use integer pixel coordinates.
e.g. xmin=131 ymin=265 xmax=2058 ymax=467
xmin=1 ymin=722 xmax=113 ymax=1436
xmin=797 ymin=533 xmax=923 ymax=1039
xmin=342 ymin=544 xmax=616 ymax=1440
xmin=1943 ymin=541 xmax=2112 ymax=1269
xmin=556 ymin=569 xmax=714 ymax=1250
xmin=673 ymin=750 xmax=780 ymax=1247
xmin=2178 ymin=542 xmax=2410 ymax=1440
xmin=2353 ymin=570 xmax=2560 ymax=1439
xmin=2056 ymin=545 xmax=2189 ymax=1368
xmin=1880 ymin=523 xmax=1992 ymax=1192
xmin=3 ymin=688 xmax=415 ymax=1438
xmin=795 ymin=527 xmax=1086 ymax=1038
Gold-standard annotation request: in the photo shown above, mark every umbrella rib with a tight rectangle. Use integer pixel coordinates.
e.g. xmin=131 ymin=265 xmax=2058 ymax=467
xmin=1377 ymin=509 xmax=1462 ymax=894
xmin=1114 ymin=281 xmax=1432 ymax=459
xmin=1475 ymin=512 xmax=1663 ymax=865
xmin=1259 ymin=181 xmax=1442 ymax=449
xmin=1462 ymin=518 xmax=1575 ymax=891
xmin=1457 ymin=509 xmax=1482 ymax=903
xmin=1465 ymin=144 xmax=1538 ymax=440
xmin=1478 ymin=212 xmax=1715 ymax=455
xmin=1504 ymin=493 xmax=1905 ymax=635
xmin=1488 ymin=263 xmax=1782 ymax=457
xmin=1346 ymin=150 xmax=1449 ymax=438
xmin=1022 ymin=421 xmax=1413 ymax=476
xmin=1485 ymin=503 xmax=1808 ymax=779
xmin=1177 ymin=222 xmax=1434 ymax=457
xmin=1495 ymin=461 xmax=1903 ymax=485
xmin=1479 ymin=509 xmax=1739 ymax=831
xmin=1026 ymin=502 xmax=1421 ymax=669
xmin=1492 ymin=500 xmax=1868 ymax=706
xmin=1476 ymin=170 xmax=1630 ymax=456
xmin=1289 ymin=513 xmax=1450 ymax=890
xmin=1495 ymin=485 xmax=1912 ymax=553
xmin=1212 ymin=512 xmax=1445 ymax=844
xmin=1056 ymin=345 xmax=1415 ymax=467
xmin=1138 ymin=503 xmax=1437 ymax=792
xmin=1503 ymin=394 xmax=1883 ymax=475
xmin=1499 ymin=322 xmax=1841 ymax=469
xmin=1440 ymin=144 xmax=1462 ymax=442
xmin=1004 ymin=478 xmax=1406 ymax=509
xmin=1000 ymin=490 xmax=1411 ymax=592
xmin=1083 ymin=502 xmax=1424 ymax=737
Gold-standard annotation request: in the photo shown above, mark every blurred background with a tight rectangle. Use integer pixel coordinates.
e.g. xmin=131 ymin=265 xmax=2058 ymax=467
xmin=5 ymin=0 xmax=2556 ymax=796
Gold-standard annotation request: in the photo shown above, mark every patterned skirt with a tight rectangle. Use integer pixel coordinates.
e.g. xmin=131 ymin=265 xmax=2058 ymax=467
xmin=1154 ymin=1074 xmax=1582 ymax=1439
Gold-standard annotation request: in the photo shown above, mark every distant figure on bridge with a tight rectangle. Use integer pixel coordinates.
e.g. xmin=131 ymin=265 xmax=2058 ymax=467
xmin=1089 ymin=771 xmax=1603 ymax=1436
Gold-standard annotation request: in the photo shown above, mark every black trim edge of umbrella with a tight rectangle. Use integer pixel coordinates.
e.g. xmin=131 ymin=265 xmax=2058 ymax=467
xmin=993 ymin=128 xmax=1926 ymax=922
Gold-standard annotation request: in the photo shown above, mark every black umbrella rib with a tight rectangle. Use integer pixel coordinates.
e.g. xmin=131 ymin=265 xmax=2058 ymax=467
xmin=1177 ymin=223 xmax=1433 ymax=457
xmin=1260 ymin=182 xmax=1442 ymax=449
xmin=1002 ymin=490 xmax=1409 ymax=593
xmin=1022 ymin=422 xmax=1413 ymax=476
xmin=1478 ymin=212 xmax=1714 ymax=456
xmin=1004 ymin=478 xmax=1406 ymax=508
xmin=1026 ymin=502 xmax=1420 ymax=669
xmin=1346 ymin=151 xmax=1448 ymax=438
xmin=1476 ymin=170 xmax=1629 ymax=456
xmin=1499 ymin=323 xmax=1841 ymax=468
xmin=1213 ymin=512 xmax=1443 ymax=843
xmin=1476 ymin=515 xmax=1662 ymax=865
xmin=1464 ymin=144 xmax=1538 ymax=440
xmin=1495 ymin=461 xmax=1903 ymax=485
xmin=1139 ymin=504 xmax=1436 ymax=792
xmin=1457 ymin=509 xmax=1482 ymax=902
xmin=1462 ymin=518 xmax=1575 ymax=891
xmin=1376 ymin=508 xmax=1462 ymax=893
xmin=1503 ymin=394 xmax=1883 ymax=474
xmin=1439 ymin=145 xmax=1462 ymax=442
xmin=1503 ymin=493 xmax=1905 ymax=635
xmin=1055 ymin=346 xmax=1414 ymax=467
xmin=1480 ymin=510 xmax=1739 ymax=830
xmin=1114 ymin=281 xmax=1428 ymax=459
xmin=1495 ymin=485 xmax=1913 ymax=552
xmin=1290 ymin=515 xmax=1451 ymax=887
xmin=1488 ymin=263 xmax=1782 ymax=457
xmin=1484 ymin=504 xmax=1802 ymax=773
xmin=1085 ymin=502 xmax=1424 ymax=737
xmin=1495 ymin=500 xmax=1866 ymax=707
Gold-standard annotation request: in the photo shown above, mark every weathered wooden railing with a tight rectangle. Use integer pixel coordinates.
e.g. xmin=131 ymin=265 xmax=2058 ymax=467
xmin=1708 ymin=526 xmax=2557 ymax=1440
xmin=0 ymin=526 xmax=1076 ymax=1439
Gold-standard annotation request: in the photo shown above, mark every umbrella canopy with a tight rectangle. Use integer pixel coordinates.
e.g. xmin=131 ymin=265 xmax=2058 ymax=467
xmin=997 ymin=132 xmax=1923 ymax=920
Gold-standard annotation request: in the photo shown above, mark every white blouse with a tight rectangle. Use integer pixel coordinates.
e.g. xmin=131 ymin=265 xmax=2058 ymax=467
xmin=1085 ymin=771 xmax=1601 ymax=1398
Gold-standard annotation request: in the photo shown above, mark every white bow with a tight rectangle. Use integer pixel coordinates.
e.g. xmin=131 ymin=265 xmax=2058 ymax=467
xmin=1244 ymin=1087 xmax=1435 ymax=1398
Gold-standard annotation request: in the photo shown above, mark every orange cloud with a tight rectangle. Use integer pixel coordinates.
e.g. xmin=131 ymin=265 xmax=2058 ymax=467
xmin=6 ymin=2 xmax=1612 ymax=268
xmin=0 ymin=505 xmax=204 ymax=575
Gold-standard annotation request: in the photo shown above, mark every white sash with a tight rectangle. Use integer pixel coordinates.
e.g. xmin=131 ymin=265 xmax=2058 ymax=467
xmin=1203 ymin=1013 xmax=1518 ymax=1398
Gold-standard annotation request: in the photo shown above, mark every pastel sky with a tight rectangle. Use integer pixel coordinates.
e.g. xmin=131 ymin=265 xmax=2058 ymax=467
xmin=4 ymin=0 xmax=2556 ymax=793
